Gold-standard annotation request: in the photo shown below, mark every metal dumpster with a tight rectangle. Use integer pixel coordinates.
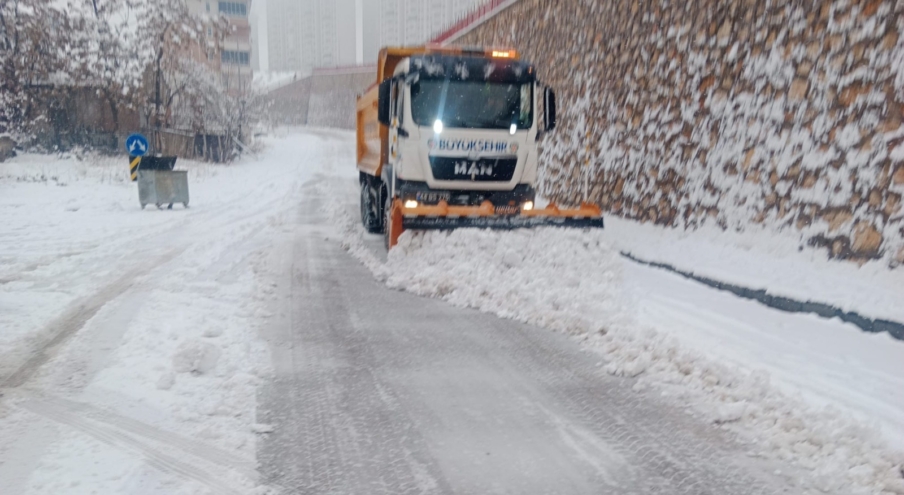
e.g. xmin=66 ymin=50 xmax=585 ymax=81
xmin=138 ymin=170 xmax=189 ymax=209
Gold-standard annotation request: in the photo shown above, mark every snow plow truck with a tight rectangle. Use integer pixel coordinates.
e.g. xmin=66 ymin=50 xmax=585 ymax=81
xmin=356 ymin=45 xmax=604 ymax=248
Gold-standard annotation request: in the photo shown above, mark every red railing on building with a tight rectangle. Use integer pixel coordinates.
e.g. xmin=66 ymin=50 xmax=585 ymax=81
xmin=430 ymin=0 xmax=518 ymax=45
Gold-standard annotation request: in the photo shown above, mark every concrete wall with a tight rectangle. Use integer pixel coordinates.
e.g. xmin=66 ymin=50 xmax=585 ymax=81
xmin=456 ymin=0 xmax=904 ymax=264
xmin=307 ymin=71 xmax=374 ymax=129
xmin=265 ymin=70 xmax=372 ymax=129
xmin=265 ymin=77 xmax=313 ymax=126
xmin=28 ymin=86 xmax=141 ymax=152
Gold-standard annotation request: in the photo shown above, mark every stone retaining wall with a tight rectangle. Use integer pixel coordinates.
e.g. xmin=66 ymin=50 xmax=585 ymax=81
xmin=456 ymin=0 xmax=904 ymax=264
xmin=265 ymin=77 xmax=312 ymax=127
xmin=307 ymin=72 xmax=374 ymax=129
xmin=264 ymin=71 xmax=372 ymax=130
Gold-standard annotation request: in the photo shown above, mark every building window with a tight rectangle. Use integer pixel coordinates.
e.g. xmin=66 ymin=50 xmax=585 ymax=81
xmin=221 ymin=50 xmax=250 ymax=66
xmin=218 ymin=2 xmax=247 ymax=17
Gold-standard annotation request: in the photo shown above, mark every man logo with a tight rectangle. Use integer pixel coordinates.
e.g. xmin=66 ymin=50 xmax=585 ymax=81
xmin=454 ymin=161 xmax=494 ymax=179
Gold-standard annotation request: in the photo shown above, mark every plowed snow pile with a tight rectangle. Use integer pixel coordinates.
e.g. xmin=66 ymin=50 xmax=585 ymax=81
xmin=390 ymin=228 xmax=631 ymax=337
xmin=329 ymin=185 xmax=904 ymax=495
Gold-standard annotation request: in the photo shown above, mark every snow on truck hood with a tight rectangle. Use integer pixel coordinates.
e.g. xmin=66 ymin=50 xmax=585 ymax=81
xmin=409 ymin=54 xmax=536 ymax=84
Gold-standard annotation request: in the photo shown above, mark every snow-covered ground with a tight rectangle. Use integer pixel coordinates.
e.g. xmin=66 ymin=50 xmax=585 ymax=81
xmin=599 ymin=217 xmax=904 ymax=455
xmin=326 ymin=144 xmax=904 ymax=493
xmin=606 ymin=217 xmax=904 ymax=324
xmin=2 ymin=128 xmax=903 ymax=494
xmin=604 ymin=220 xmax=904 ymax=445
xmin=336 ymin=229 xmax=904 ymax=494
xmin=0 ymin=129 xmax=344 ymax=494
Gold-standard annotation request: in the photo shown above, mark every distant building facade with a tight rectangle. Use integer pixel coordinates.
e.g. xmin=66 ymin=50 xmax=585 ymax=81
xmin=267 ymin=0 xmax=339 ymax=73
xmin=250 ymin=4 xmax=262 ymax=71
xmin=186 ymin=0 xmax=254 ymax=95
xmin=376 ymin=0 xmax=482 ymax=48
xmin=268 ymin=0 xmax=482 ymax=71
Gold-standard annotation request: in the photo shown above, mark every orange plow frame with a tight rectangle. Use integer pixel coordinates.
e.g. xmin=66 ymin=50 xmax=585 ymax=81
xmin=386 ymin=199 xmax=604 ymax=248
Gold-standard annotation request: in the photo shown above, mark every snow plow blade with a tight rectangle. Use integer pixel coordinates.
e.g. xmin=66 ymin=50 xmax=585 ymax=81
xmin=404 ymin=215 xmax=605 ymax=230
xmin=388 ymin=200 xmax=604 ymax=248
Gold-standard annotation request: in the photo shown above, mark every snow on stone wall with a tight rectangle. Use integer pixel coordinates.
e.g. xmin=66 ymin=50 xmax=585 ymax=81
xmin=457 ymin=0 xmax=904 ymax=264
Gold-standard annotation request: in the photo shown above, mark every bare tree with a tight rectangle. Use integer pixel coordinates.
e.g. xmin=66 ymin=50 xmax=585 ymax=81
xmin=1 ymin=0 xmax=259 ymax=161
xmin=0 ymin=0 xmax=65 ymax=136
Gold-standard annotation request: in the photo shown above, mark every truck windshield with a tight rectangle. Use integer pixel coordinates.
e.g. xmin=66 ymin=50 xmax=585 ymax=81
xmin=410 ymin=79 xmax=533 ymax=130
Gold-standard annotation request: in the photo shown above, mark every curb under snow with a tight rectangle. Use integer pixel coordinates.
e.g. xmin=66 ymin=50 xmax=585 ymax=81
xmin=620 ymin=252 xmax=904 ymax=342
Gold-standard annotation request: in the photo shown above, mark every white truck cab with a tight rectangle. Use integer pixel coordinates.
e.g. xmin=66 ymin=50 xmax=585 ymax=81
xmin=356 ymin=46 xmax=602 ymax=250
xmin=378 ymin=51 xmax=557 ymax=211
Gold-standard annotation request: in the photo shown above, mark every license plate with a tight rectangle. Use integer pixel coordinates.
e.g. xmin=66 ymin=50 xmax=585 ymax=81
xmin=415 ymin=191 xmax=451 ymax=203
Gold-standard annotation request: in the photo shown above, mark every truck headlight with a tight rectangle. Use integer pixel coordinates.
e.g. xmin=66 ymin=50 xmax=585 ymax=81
xmin=522 ymin=201 xmax=534 ymax=211
xmin=433 ymin=119 xmax=443 ymax=134
xmin=404 ymin=200 xmax=419 ymax=209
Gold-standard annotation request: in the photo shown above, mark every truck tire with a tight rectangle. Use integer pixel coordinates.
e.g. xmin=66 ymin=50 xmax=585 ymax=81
xmin=360 ymin=181 xmax=382 ymax=233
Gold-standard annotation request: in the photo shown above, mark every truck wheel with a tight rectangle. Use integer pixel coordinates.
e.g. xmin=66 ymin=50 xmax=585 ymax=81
xmin=360 ymin=181 xmax=381 ymax=233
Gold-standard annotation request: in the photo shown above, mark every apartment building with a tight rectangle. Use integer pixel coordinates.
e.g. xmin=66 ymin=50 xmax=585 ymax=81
xmin=376 ymin=0 xmax=482 ymax=48
xmin=267 ymin=0 xmax=339 ymax=74
xmin=186 ymin=0 xmax=254 ymax=95
xmin=267 ymin=0 xmax=481 ymax=72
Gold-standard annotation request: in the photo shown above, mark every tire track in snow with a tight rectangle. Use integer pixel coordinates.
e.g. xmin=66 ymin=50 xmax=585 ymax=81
xmin=0 ymin=248 xmax=183 ymax=389
xmin=19 ymin=395 xmax=256 ymax=478
xmin=324 ymin=171 xmax=868 ymax=494
xmin=257 ymin=191 xmax=452 ymax=494
xmin=19 ymin=399 xmax=253 ymax=495
xmin=1 ymin=160 xmax=305 ymax=390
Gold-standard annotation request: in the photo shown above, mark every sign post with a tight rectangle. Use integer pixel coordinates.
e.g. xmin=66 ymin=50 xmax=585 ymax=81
xmin=125 ymin=133 xmax=149 ymax=181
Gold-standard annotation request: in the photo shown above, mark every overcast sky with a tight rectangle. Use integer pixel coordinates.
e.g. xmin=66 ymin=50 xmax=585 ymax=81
xmin=336 ymin=0 xmax=359 ymax=65
xmin=250 ymin=0 xmax=269 ymax=70
xmin=253 ymin=0 xmax=467 ymax=72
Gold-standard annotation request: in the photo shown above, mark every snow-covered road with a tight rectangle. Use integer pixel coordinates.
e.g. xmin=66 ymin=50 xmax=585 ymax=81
xmin=0 ymin=129 xmax=333 ymax=494
xmin=256 ymin=173 xmax=795 ymax=495
xmin=1 ymin=128 xmax=902 ymax=494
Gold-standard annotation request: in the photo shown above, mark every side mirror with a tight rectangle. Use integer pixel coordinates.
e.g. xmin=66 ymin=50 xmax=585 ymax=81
xmin=378 ymin=79 xmax=392 ymax=126
xmin=544 ymin=87 xmax=557 ymax=132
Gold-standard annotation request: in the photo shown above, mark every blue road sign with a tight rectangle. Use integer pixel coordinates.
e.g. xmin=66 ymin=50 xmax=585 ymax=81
xmin=126 ymin=133 xmax=149 ymax=157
